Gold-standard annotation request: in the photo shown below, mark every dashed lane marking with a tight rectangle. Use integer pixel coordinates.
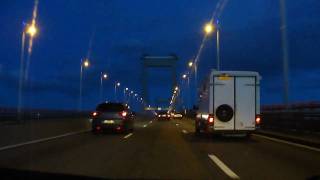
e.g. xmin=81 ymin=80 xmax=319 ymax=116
xmin=208 ymin=154 xmax=240 ymax=179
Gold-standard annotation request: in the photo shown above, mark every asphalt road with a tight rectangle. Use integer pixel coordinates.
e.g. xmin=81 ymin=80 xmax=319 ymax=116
xmin=0 ymin=117 xmax=319 ymax=179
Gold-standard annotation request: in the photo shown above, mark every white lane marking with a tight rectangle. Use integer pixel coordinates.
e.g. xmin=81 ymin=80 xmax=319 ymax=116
xmin=143 ymin=124 xmax=148 ymax=128
xmin=176 ymin=123 xmax=179 ymax=126
xmin=253 ymin=134 xmax=320 ymax=152
xmin=124 ymin=133 xmax=133 ymax=139
xmin=0 ymin=129 xmax=89 ymax=151
xmin=182 ymin=129 xmax=188 ymax=134
xmin=208 ymin=154 xmax=240 ymax=179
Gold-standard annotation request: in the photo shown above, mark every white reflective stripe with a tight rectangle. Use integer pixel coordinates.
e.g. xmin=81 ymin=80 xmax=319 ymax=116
xmin=208 ymin=154 xmax=240 ymax=179
xmin=253 ymin=134 xmax=320 ymax=152
xmin=123 ymin=133 xmax=133 ymax=139
xmin=0 ymin=129 xmax=89 ymax=151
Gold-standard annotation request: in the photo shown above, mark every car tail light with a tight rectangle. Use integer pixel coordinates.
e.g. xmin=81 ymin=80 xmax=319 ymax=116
xmin=255 ymin=115 xmax=261 ymax=125
xmin=120 ymin=111 xmax=127 ymax=117
xmin=208 ymin=114 xmax=214 ymax=124
xmin=92 ymin=111 xmax=99 ymax=117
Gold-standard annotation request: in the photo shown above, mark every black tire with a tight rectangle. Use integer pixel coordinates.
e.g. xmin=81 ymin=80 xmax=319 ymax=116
xmin=245 ymin=132 xmax=252 ymax=139
xmin=195 ymin=124 xmax=201 ymax=136
xmin=91 ymin=129 xmax=98 ymax=134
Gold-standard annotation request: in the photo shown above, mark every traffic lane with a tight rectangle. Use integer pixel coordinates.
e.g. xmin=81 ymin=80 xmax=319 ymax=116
xmin=0 ymin=118 xmax=91 ymax=147
xmin=176 ymin=118 xmax=320 ymax=179
xmin=0 ymin=117 xmax=149 ymax=177
xmin=114 ymin=119 xmax=226 ymax=179
xmin=0 ymin=116 xmax=227 ymax=179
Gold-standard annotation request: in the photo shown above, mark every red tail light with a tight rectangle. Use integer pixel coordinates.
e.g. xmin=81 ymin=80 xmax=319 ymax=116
xmin=120 ymin=111 xmax=127 ymax=117
xmin=255 ymin=115 xmax=261 ymax=125
xmin=208 ymin=114 xmax=214 ymax=124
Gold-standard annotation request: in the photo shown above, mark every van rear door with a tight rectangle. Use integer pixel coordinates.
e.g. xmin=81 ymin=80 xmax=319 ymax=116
xmin=213 ymin=75 xmax=235 ymax=130
xmin=235 ymin=77 xmax=256 ymax=130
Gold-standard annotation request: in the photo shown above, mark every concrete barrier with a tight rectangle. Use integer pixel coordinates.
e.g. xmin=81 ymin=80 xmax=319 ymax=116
xmin=261 ymin=111 xmax=320 ymax=133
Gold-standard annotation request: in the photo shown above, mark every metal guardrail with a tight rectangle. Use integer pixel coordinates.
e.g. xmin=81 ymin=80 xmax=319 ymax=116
xmin=0 ymin=108 xmax=90 ymax=122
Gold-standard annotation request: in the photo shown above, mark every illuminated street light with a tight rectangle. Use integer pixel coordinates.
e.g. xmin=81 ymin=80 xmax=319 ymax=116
xmin=100 ymin=72 xmax=108 ymax=101
xmin=26 ymin=24 xmax=38 ymax=37
xmin=204 ymin=22 xmax=215 ymax=34
xmin=114 ymin=82 xmax=121 ymax=101
xmin=83 ymin=59 xmax=90 ymax=68
xmin=79 ymin=58 xmax=91 ymax=111
xmin=125 ymin=87 xmax=129 ymax=91
xmin=103 ymin=73 xmax=108 ymax=79
xmin=182 ymin=74 xmax=187 ymax=79
xmin=188 ymin=61 xmax=193 ymax=68
xmin=175 ymin=86 xmax=179 ymax=91
xmin=135 ymin=94 xmax=138 ymax=97
xmin=131 ymin=91 xmax=134 ymax=94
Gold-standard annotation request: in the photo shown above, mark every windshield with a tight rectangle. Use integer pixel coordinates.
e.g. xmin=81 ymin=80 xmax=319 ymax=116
xmin=96 ymin=103 xmax=125 ymax=112
xmin=0 ymin=0 xmax=319 ymax=179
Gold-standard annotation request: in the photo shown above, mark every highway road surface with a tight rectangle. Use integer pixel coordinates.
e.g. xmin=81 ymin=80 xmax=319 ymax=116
xmin=0 ymin=117 xmax=319 ymax=179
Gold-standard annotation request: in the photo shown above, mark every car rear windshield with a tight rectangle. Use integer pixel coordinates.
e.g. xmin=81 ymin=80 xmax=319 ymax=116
xmin=96 ymin=103 xmax=125 ymax=112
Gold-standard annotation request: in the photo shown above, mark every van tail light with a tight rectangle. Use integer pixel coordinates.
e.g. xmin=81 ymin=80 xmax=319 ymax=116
xmin=208 ymin=114 xmax=214 ymax=124
xmin=120 ymin=111 xmax=127 ymax=117
xmin=255 ymin=115 xmax=261 ymax=125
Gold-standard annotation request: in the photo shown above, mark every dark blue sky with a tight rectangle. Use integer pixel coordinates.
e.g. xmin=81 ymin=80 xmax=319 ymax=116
xmin=0 ymin=0 xmax=319 ymax=111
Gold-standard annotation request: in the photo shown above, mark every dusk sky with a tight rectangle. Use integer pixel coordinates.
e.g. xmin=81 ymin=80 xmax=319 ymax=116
xmin=0 ymin=0 xmax=319 ymax=111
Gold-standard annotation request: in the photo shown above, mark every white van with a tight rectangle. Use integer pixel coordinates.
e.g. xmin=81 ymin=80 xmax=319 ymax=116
xmin=195 ymin=70 xmax=261 ymax=136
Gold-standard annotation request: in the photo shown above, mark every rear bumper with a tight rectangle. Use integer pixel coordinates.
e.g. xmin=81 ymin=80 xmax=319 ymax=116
xmin=157 ymin=117 xmax=170 ymax=121
xmin=197 ymin=120 xmax=256 ymax=134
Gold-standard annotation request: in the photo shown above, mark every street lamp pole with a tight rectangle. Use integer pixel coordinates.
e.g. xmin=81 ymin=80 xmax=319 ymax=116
xmin=216 ymin=23 xmax=221 ymax=71
xmin=280 ymin=0 xmax=290 ymax=108
xmin=100 ymin=72 xmax=103 ymax=102
xmin=79 ymin=59 xmax=89 ymax=111
xmin=17 ymin=30 xmax=26 ymax=120
xmin=99 ymin=73 xmax=108 ymax=102
xmin=79 ymin=63 xmax=83 ymax=111
xmin=114 ymin=82 xmax=120 ymax=102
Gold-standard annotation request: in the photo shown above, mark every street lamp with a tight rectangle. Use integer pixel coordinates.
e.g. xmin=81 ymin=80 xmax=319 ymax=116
xmin=114 ymin=82 xmax=120 ymax=102
xmin=182 ymin=74 xmax=187 ymax=79
xmin=204 ymin=23 xmax=214 ymax=35
xmin=100 ymin=72 xmax=108 ymax=102
xmin=26 ymin=24 xmax=37 ymax=37
xmin=204 ymin=21 xmax=221 ymax=70
xmin=79 ymin=58 xmax=90 ymax=111
xmin=124 ymin=87 xmax=129 ymax=103
xmin=188 ymin=61 xmax=193 ymax=68
xmin=17 ymin=22 xmax=40 ymax=118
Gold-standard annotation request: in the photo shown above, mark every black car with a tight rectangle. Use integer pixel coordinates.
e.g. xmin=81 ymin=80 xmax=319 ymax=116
xmin=156 ymin=111 xmax=171 ymax=121
xmin=91 ymin=102 xmax=134 ymax=133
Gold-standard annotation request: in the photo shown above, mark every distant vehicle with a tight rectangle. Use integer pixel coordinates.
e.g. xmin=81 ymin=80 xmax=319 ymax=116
xmin=157 ymin=111 xmax=171 ymax=121
xmin=91 ymin=102 xmax=134 ymax=134
xmin=196 ymin=70 xmax=261 ymax=137
xmin=173 ymin=113 xmax=183 ymax=119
